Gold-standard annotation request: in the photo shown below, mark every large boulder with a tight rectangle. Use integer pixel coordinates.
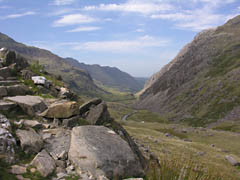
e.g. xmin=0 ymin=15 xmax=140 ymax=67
xmin=109 ymin=121 xmax=147 ymax=172
xmin=86 ymin=102 xmax=113 ymax=125
xmin=40 ymin=100 xmax=78 ymax=119
xmin=79 ymin=98 xmax=102 ymax=116
xmin=5 ymin=96 xmax=47 ymax=116
xmin=68 ymin=126 xmax=145 ymax=179
xmin=16 ymin=129 xmax=43 ymax=154
xmin=31 ymin=149 xmax=56 ymax=177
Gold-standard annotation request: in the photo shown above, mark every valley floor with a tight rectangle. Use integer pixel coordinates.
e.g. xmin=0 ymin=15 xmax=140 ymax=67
xmin=108 ymin=101 xmax=240 ymax=180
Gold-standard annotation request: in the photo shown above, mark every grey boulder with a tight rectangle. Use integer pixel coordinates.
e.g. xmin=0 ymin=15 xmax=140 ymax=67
xmin=79 ymin=98 xmax=102 ymax=116
xmin=16 ymin=129 xmax=43 ymax=154
xmin=225 ymin=155 xmax=240 ymax=166
xmin=68 ymin=126 xmax=144 ymax=179
xmin=31 ymin=149 xmax=56 ymax=177
xmin=86 ymin=103 xmax=112 ymax=125
xmin=5 ymin=96 xmax=47 ymax=116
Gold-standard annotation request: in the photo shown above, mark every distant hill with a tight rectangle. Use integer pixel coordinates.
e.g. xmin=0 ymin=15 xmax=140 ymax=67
xmin=136 ymin=15 xmax=240 ymax=126
xmin=134 ymin=77 xmax=148 ymax=88
xmin=65 ymin=58 xmax=142 ymax=92
xmin=0 ymin=32 xmax=106 ymax=96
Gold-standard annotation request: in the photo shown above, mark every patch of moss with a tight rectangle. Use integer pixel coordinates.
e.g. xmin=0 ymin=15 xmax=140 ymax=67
xmin=0 ymin=159 xmax=17 ymax=180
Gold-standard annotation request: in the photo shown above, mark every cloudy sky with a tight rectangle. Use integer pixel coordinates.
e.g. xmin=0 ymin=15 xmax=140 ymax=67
xmin=0 ymin=0 xmax=239 ymax=77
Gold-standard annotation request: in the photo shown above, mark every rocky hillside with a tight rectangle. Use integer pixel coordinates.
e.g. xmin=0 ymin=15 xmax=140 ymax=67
xmin=0 ymin=48 xmax=150 ymax=179
xmin=136 ymin=15 xmax=240 ymax=126
xmin=0 ymin=32 xmax=105 ymax=96
xmin=65 ymin=58 xmax=142 ymax=92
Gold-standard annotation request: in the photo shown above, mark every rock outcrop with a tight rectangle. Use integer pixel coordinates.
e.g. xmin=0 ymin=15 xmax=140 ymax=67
xmin=86 ymin=102 xmax=113 ymax=125
xmin=5 ymin=96 xmax=47 ymax=116
xmin=40 ymin=100 xmax=78 ymax=119
xmin=68 ymin=126 xmax=145 ymax=179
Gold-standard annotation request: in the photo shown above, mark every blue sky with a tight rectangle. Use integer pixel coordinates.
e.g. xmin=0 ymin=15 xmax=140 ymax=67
xmin=0 ymin=0 xmax=239 ymax=77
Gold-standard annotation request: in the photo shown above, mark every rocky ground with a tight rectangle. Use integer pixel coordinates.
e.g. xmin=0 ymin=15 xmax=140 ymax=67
xmin=0 ymin=49 xmax=151 ymax=180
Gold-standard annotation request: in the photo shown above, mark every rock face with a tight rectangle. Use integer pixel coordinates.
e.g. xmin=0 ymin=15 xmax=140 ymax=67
xmin=31 ymin=149 xmax=56 ymax=177
xmin=0 ymin=100 xmax=17 ymax=111
xmin=44 ymin=129 xmax=70 ymax=160
xmin=6 ymin=85 xmax=30 ymax=96
xmin=0 ymin=67 xmax=13 ymax=79
xmin=68 ymin=126 xmax=145 ymax=179
xmin=86 ymin=102 xmax=113 ymax=125
xmin=16 ymin=129 xmax=43 ymax=154
xmin=0 ymin=114 xmax=16 ymax=163
xmin=40 ymin=101 xmax=78 ymax=119
xmin=136 ymin=15 xmax=240 ymax=125
xmin=79 ymin=98 xmax=102 ymax=116
xmin=5 ymin=95 xmax=47 ymax=116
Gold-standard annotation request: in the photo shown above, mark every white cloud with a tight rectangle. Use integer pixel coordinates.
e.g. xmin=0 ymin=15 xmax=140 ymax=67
xmin=83 ymin=1 xmax=173 ymax=14
xmin=70 ymin=35 xmax=169 ymax=52
xmin=151 ymin=0 xmax=238 ymax=32
xmin=53 ymin=14 xmax=97 ymax=27
xmin=136 ymin=28 xmax=145 ymax=32
xmin=66 ymin=26 xmax=101 ymax=32
xmin=52 ymin=0 xmax=75 ymax=6
xmin=1 ymin=11 xmax=36 ymax=19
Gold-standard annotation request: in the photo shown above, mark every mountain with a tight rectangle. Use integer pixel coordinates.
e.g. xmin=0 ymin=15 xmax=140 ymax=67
xmin=136 ymin=15 xmax=240 ymax=126
xmin=134 ymin=77 xmax=148 ymax=89
xmin=0 ymin=32 xmax=105 ymax=96
xmin=65 ymin=58 xmax=142 ymax=92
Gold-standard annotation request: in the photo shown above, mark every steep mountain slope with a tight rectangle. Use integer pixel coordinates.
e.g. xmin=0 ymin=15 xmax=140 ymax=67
xmin=65 ymin=58 xmax=142 ymax=92
xmin=136 ymin=15 xmax=240 ymax=126
xmin=0 ymin=32 xmax=104 ymax=96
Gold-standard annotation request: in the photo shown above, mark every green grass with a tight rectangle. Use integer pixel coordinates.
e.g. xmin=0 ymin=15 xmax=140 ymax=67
xmin=124 ymin=121 xmax=240 ymax=180
xmin=0 ymin=159 xmax=17 ymax=180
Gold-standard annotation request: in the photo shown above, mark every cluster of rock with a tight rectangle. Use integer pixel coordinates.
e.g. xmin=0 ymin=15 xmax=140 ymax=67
xmin=3 ymin=98 xmax=146 ymax=179
xmin=0 ymin=49 xmax=146 ymax=180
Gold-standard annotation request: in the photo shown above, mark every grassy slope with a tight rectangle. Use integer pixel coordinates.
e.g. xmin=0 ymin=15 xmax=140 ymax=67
xmin=108 ymin=102 xmax=240 ymax=180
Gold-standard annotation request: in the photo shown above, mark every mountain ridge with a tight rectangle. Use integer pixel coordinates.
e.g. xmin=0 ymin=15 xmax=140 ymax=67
xmin=136 ymin=15 xmax=240 ymax=126
xmin=65 ymin=57 xmax=143 ymax=92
